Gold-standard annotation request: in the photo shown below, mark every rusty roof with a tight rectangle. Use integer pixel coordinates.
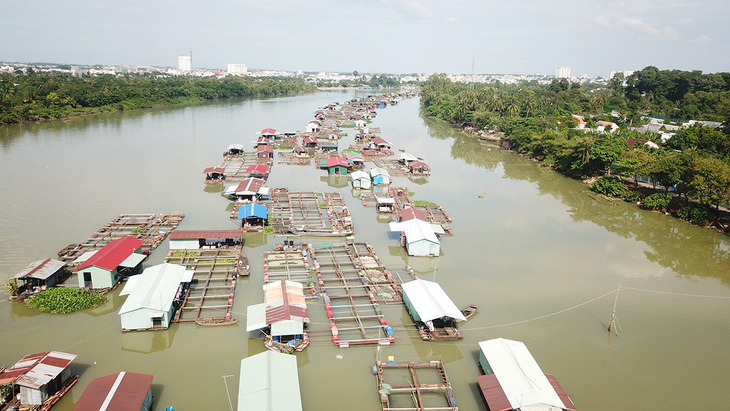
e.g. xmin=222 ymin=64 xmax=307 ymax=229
xmin=203 ymin=166 xmax=225 ymax=174
xmin=13 ymin=258 xmax=65 ymax=281
xmin=477 ymin=374 xmax=512 ymax=411
xmin=74 ymin=372 xmax=153 ymax=411
xmin=0 ymin=351 xmax=76 ymax=387
xmin=169 ymin=230 xmax=243 ymax=240
xmin=264 ymin=280 xmax=308 ymax=324
xmin=546 ymin=374 xmax=576 ymax=411
xmin=235 ymin=177 xmax=267 ymax=195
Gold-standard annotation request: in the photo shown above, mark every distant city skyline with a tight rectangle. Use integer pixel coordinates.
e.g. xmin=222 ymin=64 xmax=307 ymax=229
xmin=1 ymin=0 xmax=727 ymax=77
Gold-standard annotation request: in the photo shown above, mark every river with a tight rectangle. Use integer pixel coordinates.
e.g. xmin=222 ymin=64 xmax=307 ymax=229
xmin=1 ymin=92 xmax=729 ymax=410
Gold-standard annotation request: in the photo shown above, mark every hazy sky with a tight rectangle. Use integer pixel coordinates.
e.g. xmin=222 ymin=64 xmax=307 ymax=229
xmin=1 ymin=0 xmax=728 ymax=77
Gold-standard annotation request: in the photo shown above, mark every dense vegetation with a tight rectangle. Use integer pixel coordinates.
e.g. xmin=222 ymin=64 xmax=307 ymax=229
xmin=26 ymin=287 xmax=107 ymax=314
xmin=421 ymin=67 xmax=730 ymax=229
xmin=0 ymin=71 xmax=317 ymax=124
xmin=315 ymin=73 xmax=402 ymax=89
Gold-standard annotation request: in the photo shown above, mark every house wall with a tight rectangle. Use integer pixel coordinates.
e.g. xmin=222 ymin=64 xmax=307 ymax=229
xmin=479 ymin=350 xmax=495 ymax=375
xmin=402 ymin=292 xmax=422 ymax=323
xmin=405 ymin=240 xmax=440 ymax=257
xmin=19 ymin=386 xmax=46 ymax=405
xmin=328 ymin=166 xmax=347 ymax=175
xmin=77 ymin=267 xmax=116 ymax=289
xmin=141 ymin=388 xmax=154 ymax=411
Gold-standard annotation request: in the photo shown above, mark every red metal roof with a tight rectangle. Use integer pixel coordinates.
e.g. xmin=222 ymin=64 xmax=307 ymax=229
xmin=261 ymin=128 xmax=276 ymax=135
xmin=408 ymin=161 xmax=429 ymax=169
xmin=303 ymin=136 xmax=317 ymax=144
xmin=74 ymin=237 xmax=144 ymax=272
xmin=203 ymin=166 xmax=225 ymax=174
xmin=477 ymin=374 xmax=512 ymax=411
xmin=235 ymin=177 xmax=266 ymax=194
xmin=293 ymin=146 xmax=307 ymax=153
xmin=0 ymin=351 xmax=76 ymax=386
xmin=264 ymin=281 xmax=308 ymax=324
xmin=74 ymin=372 xmax=153 ymax=411
xmin=256 ymin=145 xmax=274 ymax=153
xmin=245 ymin=164 xmax=269 ymax=174
xmin=326 ymin=157 xmax=348 ymax=168
xmin=169 ymin=230 xmax=243 ymax=240
xmin=546 ymin=374 xmax=576 ymax=411
xmin=401 ymin=207 xmax=426 ymax=221
xmin=371 ymin=137 xmax=389 ymax=146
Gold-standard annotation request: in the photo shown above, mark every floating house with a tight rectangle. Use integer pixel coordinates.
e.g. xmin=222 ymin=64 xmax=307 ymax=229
xmin=321 ymin=142 xmax=339 ymax=152
xmin=260 ymin=128 xmax=277 ymax=139
xmin=375 ymin=197 xmax=396 ymax=213
xmin=389 ymin=219 xmax=441 ymax=257
xmin=233 ymin=177 xmax=269 ymax=201
xmin=305 ymin=121 xmax=320 ymax=133
xmin=344 ymin=151 xmax=365 ymax=168
xmin=477 ymin=338 xmax=576 ymax=411
xmin=369 ymin=167 xmax=391 ymax=185
xmin=370 ymin=137 xmax=391 ymax=150
xmin=169 ymin=230 xmax=243 ymax=250
xmin=203 ymin=166 xmax=226 ymax=183
xmin=398 ymin=152 xmax=419 ymax=164
xmin=74 ymin=372 xmax=153 ymax=411
xmin=227 ymin=143 xmax=245 ymax=155
xmin=12 ymin=258 xmax=65 ymax=291
xmin=354 ymin=119 xmax=366 ymax=128
xmin=401 ymin=279 xmax=466 ymax=340
xmin=118 ymin=263 xmax=194 ymax=331
xmin=255 ymin=136 xmax=271 ymax=147
xmin=399 ymin=206 xmax=426 ymax=222
xmin=238 ymin=203 xmax=268 ymax=228
xmin=302 ymin=136 xmax=318 ymax=148
xmin=237 ymin=351 xmax=303 ymax=411
xmin=245 ymin=164 xmax=269 ymax=179
xmin=0 ymin=351 xmax=77 ymax=407
xmin=293 ymin=146 xmax=308 ymax=157
xmin=326 ymin=157 xmax=349 ymax=175
xmin=246 ymin=280 xmax=310 ymax=352
xmin=408 ymin=160 xmax=431 ymax=175
xmin=350 ymin=170 xmax=372 ymax=189
xmin=256 ymin=144 xmax=274 ymax=159
xmin=73 ymin=236 xmax=146 ymax=289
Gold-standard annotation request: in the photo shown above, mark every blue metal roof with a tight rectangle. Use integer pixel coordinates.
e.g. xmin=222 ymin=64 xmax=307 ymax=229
xmin=238 ymin=203 xmax=268 ymax=220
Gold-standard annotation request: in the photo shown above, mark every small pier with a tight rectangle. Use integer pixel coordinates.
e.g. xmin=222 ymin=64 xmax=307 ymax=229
xmin=58 ymin=213 xmax=184 ymax=266
xmin=165 ymin=248 xmax=240 ymax=325
xmin=308 ymin=241 xmax=400 ymax=347
xmin=374 ymin=360 xmax=458 ymax=411
xmin=266 ymin=189 xmax=355 ymax=236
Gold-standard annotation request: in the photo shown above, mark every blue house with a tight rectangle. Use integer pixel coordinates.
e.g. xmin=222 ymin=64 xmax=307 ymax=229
xmin=238 ymin=203 xmax=268 ymax=228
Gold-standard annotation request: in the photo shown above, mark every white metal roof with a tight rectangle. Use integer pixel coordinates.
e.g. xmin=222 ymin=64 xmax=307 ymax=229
xmin=228 ymin=143 xmax=244 ymax=151
xmin=376 ymin=197 xmax=396 ymax=204
xmin=118 ymin=263 xmax=192 ymax=315
xmin=389 ymin=219 xmax=440 ymax=245
xmin=402 ymin=279 xmax=466 ymax=322
xmin=399 ymin=152 xmax=419 ymax=162
xmin=350 ymin=170 xmax=370 ymax=180
xmin=246 ymin=303 xmax=267 ymax=332
xmin=119 ymin=252 xmax=146 ymax=268
xmin=478 ymin=338 xmax=567 ymax=410
xmin=120 ymin=275 xmax=143 ymax=296
xmin=237 ymin=351 xmax=302 ymax=411
xmin=271 ymin=319 xmax=304 ymax=336
xmin=16 ymin=351 xmax=77 ymax=389
xmin=369 ymin=167 xmax=390 ymax=177
xmin=73 ymin=250 xmax=98 ymax=264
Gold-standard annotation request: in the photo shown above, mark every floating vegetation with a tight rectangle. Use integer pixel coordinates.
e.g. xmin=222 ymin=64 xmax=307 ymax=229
xmin=26 ymin=288 xmax=107 ymax=314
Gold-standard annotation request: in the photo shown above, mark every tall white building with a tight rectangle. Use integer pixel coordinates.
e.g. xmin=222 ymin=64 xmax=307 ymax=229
xmin=555 ymin=67 xmax=571 ymax=79
xmin=178 ymin=55 xmax=192 ymax=72
xmin=227 ymin=64 xmax=248 ymax=76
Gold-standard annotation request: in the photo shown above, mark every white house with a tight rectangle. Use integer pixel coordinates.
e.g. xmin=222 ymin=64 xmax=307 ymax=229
xmin=389 ymin=219 xmax=441 ymax=257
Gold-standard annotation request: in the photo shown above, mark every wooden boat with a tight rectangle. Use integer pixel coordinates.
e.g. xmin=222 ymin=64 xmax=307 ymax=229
xmin=461 ymin=304 xmax=479 ymax=320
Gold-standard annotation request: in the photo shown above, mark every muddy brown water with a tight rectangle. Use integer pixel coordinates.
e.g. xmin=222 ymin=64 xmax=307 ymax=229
xmin=1 ymin=92 xmax=729 ymax=410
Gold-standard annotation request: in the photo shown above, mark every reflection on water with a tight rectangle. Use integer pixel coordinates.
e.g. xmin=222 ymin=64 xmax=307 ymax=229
xmin=122 ymin=326 xmax=176 ymax=354
xmin=320 ymin=175 xmax=349 ymax=188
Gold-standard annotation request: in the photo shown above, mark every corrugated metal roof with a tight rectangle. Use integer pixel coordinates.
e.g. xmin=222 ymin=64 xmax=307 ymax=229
xmin=326 ymin=157 xmax=348 ymax=168
xmin=350 ymin=170 xmax=370 ymax=181
xmin=477 ymin=338 xmax=567 ymax=410
xmin=203 ymin=166 xmax=225 ymax=174
xmin=399 ymin=152 xmax=419 ymax=162
xmin=0 ymin=351 xmax=76 ymax=388
xmin=245 ymin=164 xmax=269 ymax=174
xmin=256 ymin=145 xmax=274 ymax=153
xmin=261 ymin=128 xmax=277 ymax=135
xmin=238 ymin=203 xmax=268 ymax=220
xmin=169 ymin=230 xmax=243 ymax=240
xmin=402 ymin=279 xmax=466 ymax=322
xmin=237 ymin=351 xmax=302 ymax=411
xmin=228 ymin=143 xmax=244 ymax=151
xmin=74 ymin=237 xmax=144 ymax=272
xmin=234 ymin=177 xmax=267 ymax=195
xmin=477 ymin=374 xmax=513 ymax=411
xmin=13 ymin=259 xmax=65 ymax=281
xmin=389 ymin=219 xmax=440 ymax=245
xmin=401 ymin=207 xmax=426 ymax=221
xmin=369 ymin=167 xmax=390 ymax=177
xmin=118 ymin=263 xmax=192 ymax=315
xmin=264 ymin=280 xmax=308 ymax=327
xmin=119 ymin=252 xmax=146 ymax=268
xmin=246 ymin=303 xmax=268 ymax=332
xmin=74 ymin=371 xmax=153 ymax=411
xmin=546 ymin=374 xmax=576 ymax=411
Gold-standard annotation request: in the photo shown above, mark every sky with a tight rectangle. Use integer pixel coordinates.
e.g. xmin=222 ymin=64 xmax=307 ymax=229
xmin=1 ymin=0 xmax=728 ymax=77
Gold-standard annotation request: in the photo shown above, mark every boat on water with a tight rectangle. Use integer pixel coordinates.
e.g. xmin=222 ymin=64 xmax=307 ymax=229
xmin=461 ymin=304 xmax=479 ymax=320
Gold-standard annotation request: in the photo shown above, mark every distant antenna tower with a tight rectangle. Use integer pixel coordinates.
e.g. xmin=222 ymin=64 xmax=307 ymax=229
xmin=189 ymin=48 xmax=194 ymax=83
xmin=520 ymin=58 xmax=524 ymax=76
xmin=470 ymin=56 xmax=475 ymax=90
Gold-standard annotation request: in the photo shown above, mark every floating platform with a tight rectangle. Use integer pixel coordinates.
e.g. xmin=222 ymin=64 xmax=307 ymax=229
xmin=58 ymin=213 xmax=184 ymax=266
xmin=374 ymin=360 xmax=458 ymax=411
xmin=263 ymin=248 xmax=318 ymax=299
xmin=308 ymin=241 xmax=401 ymax=347
xmin=206 ymin=152 xmax=271 ymax=185
xmin=373 ymin=159 xmax=409 ymax=176
xmin=265 ymin=189 xmax=355 ymax=236
xmin=278 ymin=151 xmax=311 ymax=165
xmin=165 ymin=248 xmax=241 ymax=325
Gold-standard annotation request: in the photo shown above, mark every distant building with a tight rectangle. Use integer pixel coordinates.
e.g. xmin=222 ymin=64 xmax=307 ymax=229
xmin=178 ymin=55 xmax=192 ymax=72
xmin=227 ymin=64 xmax=248 ymax=75
xmin=555 ymin=67 xmax=571 ymax=79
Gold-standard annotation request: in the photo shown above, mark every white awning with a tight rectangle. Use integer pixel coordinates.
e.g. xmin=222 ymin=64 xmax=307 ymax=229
xmin=246 ymin=303 xmax=268 ymax=332
xmin=259 ymin=186 xmax=270 ymax=196
xmin=181 ymin=269 xmax=195 ymax=283
xmin=120 ymin=275 xmax=143 ymax=296
xmin=73 ymin=250 xmax=98 ymax=264
xmin=119 ymin=252 xmax=146 ymax=268
xmin=169 ymin=239 xmax=200 ymax=250
xmin=402 ymin=279 xmax=466 ymax=322
xmin=399 ymin=152 xmax=419 ymax=162
xmin=271 ymin=319 xmax=304 ymax=336
xmin=431 ymin=224 xmax=446 ymax=235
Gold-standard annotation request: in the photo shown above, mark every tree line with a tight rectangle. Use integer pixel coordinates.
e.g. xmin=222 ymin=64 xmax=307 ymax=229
xmin=0 ymin=71 xmax=317 ymax=124
xmin=420 ymin=69 xmax=730 ymax=229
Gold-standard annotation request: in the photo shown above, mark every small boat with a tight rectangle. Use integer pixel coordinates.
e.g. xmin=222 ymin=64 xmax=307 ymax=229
xmin=460 ymin=304 xmax=479 ymax=320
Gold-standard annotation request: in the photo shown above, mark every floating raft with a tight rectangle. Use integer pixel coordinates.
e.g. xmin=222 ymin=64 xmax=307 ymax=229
xmin=58 ymin=213 xmax=184 ymax=266
xmin=264 ymin=189 xmax=355 ymax=236
xmin=207 ymin=152 xmax=271 ymax=185
xmin=374 ymin=360 xmax=458 ymax=411
xmin=165 ymin=248 xmax=240 ymax=325
xmin=308 ymin=241 xmax=401 ymax=347
xmin=278 ymin=151 xmax=311 ymax=165
xmin=263 ymin=248 xmax=314 ymax=286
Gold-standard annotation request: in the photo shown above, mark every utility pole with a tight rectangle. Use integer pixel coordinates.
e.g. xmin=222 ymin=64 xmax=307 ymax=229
xmin=470 ymin=55 xmax=475 ymax=90
xmin=189 ymin=48 xmax=194 ymax=83
xmin=607 ymin=285 xmax=622 ymax=335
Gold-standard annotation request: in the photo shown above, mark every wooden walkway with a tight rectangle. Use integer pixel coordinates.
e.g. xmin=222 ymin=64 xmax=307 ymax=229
xmin=58 ymin=213 xmax=184 ymax=266
xmin=374 ymin=360 xmax=458 ymax=411
xmin=308 ymin=241 xmax=400 ymax=347
xmin=165 ymin=248 xmax=241 ymax=325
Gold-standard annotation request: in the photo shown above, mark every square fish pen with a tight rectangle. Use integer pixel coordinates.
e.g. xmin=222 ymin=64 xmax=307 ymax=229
xmin=374 ymin=360 xmax=458 ymax=411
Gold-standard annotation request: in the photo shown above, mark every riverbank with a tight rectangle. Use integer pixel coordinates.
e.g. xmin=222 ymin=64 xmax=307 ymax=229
xmin=459 ymin=123 xmax=730 ymax=235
